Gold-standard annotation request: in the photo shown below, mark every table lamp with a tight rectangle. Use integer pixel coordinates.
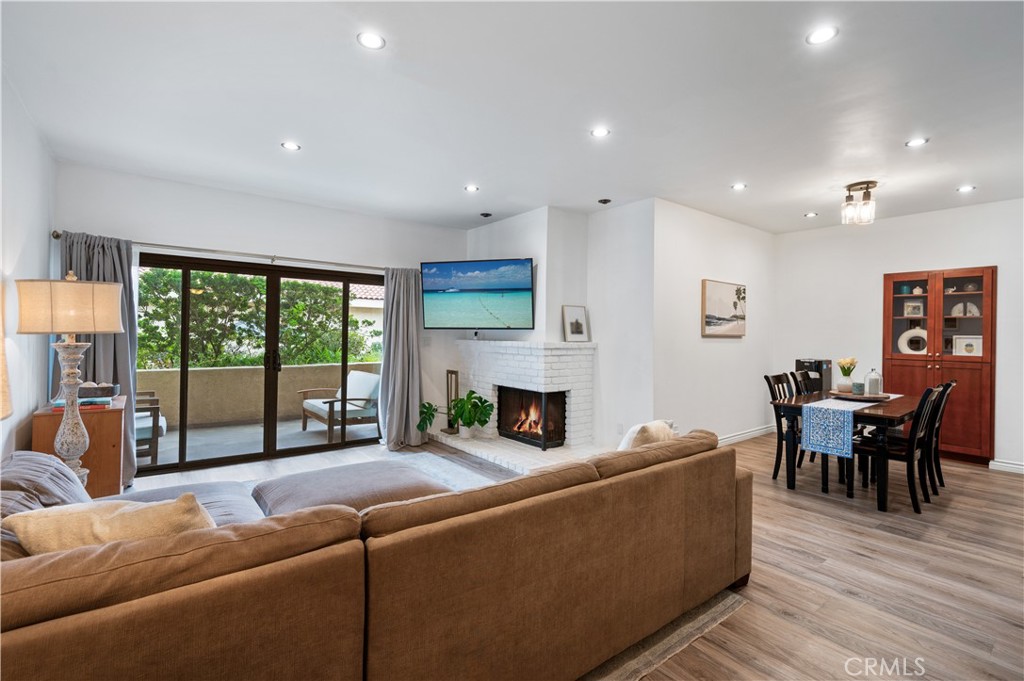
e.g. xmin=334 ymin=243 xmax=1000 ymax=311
xmin=16 ymin=271 xmax=124 ymax=483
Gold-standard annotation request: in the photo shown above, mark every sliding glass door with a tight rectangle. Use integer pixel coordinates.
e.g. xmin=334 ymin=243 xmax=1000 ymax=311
xmin=136 ymin=254 xmax=383 ymax=473
xmin=275 ymin=278 xmax=384 ymax=452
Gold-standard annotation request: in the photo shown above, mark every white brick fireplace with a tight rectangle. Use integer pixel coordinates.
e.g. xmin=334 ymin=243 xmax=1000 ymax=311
xmin=452 ymin=339 xmax=596 ymax=446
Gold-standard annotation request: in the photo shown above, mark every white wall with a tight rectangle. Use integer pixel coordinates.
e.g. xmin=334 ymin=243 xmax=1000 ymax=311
xmin=2 ymin=76 xmax=55 ymax=455
xmin=52 ymin=162 xmax=469 ymax=410
xmin=545 ymin=208 xmax=589 ymax=342
xmin=586 ymin=199 xmax=656 ymax=447
xmin=772 ymin=199 xmax=1023 ymax=471
xmin=652 ymin=198 xmax=775 ymax=442
xmin=466 ymin=206 xmax=548 ymax=342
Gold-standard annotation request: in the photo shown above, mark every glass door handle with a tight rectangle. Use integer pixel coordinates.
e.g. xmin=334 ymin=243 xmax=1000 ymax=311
xmin=272 ymin=349 xmax=283 ymax=372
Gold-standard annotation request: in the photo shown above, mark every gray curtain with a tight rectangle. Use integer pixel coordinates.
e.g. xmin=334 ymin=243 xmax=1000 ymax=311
xmin=57 ymin=231 xmax=139 ymax=485
xmin=379 ymin=268 xmax=425 ymax=449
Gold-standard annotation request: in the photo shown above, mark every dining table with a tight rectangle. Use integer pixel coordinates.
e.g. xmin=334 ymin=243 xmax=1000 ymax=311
xmin=771 ymin=391 xmax=920 ymax=511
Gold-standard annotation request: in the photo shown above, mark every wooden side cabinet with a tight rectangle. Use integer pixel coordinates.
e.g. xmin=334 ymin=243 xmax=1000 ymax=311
xmin=32 ymin=395 xmax=125 ymax=497
xmin=882 ymin=267 xmax=996 ymax=460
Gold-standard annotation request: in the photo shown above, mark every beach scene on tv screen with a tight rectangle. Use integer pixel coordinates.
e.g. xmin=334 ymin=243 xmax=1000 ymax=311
xmin=422 ymin=259 xmax=533 ymax=328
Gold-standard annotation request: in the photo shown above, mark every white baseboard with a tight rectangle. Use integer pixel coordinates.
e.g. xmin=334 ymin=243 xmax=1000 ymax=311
xmin=989 ymin=460 xmax=1024 ymax=475
xmin=719 ymin=425 xmax=775 ymax=446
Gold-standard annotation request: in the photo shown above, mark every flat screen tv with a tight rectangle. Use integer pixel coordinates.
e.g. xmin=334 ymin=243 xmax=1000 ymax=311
xmin=421 ymin=258 xmax=534 ymax=329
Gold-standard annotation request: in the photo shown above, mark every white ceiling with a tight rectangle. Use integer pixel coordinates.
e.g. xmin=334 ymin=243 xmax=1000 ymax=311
xmin=3 ymin=2 xmax=1022 ymax=233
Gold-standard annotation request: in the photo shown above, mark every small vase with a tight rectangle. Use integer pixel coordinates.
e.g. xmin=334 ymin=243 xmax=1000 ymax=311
xmin=458 ymin=426 xmax=472 ymax=439
xmin=837 ymin=375 xmax=853 ymax=393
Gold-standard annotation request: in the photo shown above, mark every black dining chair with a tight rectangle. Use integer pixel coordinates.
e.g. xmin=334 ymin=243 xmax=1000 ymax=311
xmin=876 ymin=380 xmax=956 ymax=498
xmin=789 ymin=371 xmax=818 ymax=465
xmin=764 ymin=373 xmax=812 ymax=479
xmin=853 ymin=386 xmax=941 ymax=514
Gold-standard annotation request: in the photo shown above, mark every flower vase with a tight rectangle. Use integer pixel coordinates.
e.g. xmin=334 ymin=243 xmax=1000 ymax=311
xmin=458 ymin=426 xmax=472 ymax=439
xmin=837 ymin=374 xmax=853 ymax=393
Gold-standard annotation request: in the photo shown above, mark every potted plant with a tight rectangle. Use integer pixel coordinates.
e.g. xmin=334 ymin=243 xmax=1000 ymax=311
xmin=417 ymin=390 xmax=494 ymax=438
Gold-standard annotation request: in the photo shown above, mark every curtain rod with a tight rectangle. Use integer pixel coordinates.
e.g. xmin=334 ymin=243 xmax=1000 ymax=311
xmin=51 ymin=230 xmax=386 ymax=273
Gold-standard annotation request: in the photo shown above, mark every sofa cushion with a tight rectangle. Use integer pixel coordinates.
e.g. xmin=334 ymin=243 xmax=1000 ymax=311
xmin=104 ymin=481 xmax=265 ymax=526
xmin=2 ymin=493 xmax=216 ymax=556
xmin=0 ymin=450 xmax=91 ymax=508
xmin=589 ymin=429 xmax=720 ymax=479
xmin=0 ymin=505 xmax=361 ymax=633
xmin=1 ymin=451 xmax=92 ymax=561
xmin=252 ymin=461 xmax=452 ymax=515
xmin=361 ymin=460 xmax=599 ymax=538
xmin=616 ymin=419 xmax=676 ymax=450
xmin=630 ymin=420 xmax=675 ymax=447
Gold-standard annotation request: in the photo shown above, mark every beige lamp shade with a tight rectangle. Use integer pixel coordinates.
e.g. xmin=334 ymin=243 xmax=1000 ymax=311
xmin=16 ymin=279 xmax=125 ymax=335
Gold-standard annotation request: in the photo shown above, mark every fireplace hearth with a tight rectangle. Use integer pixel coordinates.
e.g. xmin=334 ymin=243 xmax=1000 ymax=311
xmin=497 ymin=386 xmax=566 ymax=450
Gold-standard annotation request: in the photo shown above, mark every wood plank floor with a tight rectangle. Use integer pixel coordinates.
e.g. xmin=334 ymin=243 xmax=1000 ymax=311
xmin=645 ymin=434 xmax=1024 ymax=681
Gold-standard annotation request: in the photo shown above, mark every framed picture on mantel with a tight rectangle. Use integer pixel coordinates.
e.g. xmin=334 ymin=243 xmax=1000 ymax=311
xmin=702 ymin=279 xmax=746 ymax=337
xmin=562 ymin=305 xmax=590 ymax=342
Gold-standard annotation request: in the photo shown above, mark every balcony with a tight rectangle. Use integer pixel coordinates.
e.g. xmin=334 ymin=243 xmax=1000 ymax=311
xmin=136 ymin=362 xmax=380 ymax=467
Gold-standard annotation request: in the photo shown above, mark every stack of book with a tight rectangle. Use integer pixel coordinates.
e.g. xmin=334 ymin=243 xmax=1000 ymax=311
xmin=51 ymin=397 xmax=113 ymax=412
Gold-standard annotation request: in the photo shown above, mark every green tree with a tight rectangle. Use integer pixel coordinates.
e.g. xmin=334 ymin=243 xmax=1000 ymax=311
xmin=137 ymin=268 xmax=382 ymax=369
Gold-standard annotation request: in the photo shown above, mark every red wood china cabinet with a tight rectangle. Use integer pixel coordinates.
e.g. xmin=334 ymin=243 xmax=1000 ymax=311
xmin=882 ymin=266 xmax=997 ymax=460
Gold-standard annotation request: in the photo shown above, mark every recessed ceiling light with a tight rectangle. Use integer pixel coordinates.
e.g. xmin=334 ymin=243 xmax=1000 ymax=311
xmin=806 ymin=26 xmax=839 ymax=45
xmin=464 ymin=185 xmax=480 ymax=193
xmin=356 ymin=32 xmax=386 ymax=50
xmin=731 ymin=183 xmax=747 ymax=191
xmin=480 ymin=212 xmax=493 ymax=218
xmin=280 ymin=141 xmax=301 ymax=151
xmin=598 ymin=199 xmax=612 ymax=205
xmin=956 ymin=185 xmax=976 ymax=193
xmin=905 ymin=137 xmax=929 ymax=147
xmin=804 ymin=212 xmax=818 ymax=218
xmin=590 ymin=127 xmax=611 ymax=138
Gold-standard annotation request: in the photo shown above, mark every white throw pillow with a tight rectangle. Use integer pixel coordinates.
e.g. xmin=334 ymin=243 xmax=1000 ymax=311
xmin=617 ymin=419 xmax=677 ymax=450
xmin=1 ymin=493 xmax=215 ymax=555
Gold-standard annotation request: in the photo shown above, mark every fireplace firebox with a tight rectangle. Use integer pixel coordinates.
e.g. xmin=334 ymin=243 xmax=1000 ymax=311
xmin=497 ymin=386 xmax=566 ymax=450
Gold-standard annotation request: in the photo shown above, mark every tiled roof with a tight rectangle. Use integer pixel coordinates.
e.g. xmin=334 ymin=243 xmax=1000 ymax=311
xmin=350 ymin=283 xmax=384 ymax=301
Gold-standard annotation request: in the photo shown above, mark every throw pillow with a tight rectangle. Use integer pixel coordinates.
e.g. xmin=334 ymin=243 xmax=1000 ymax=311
xmin=1 ymin=493 xmax=216 ymax=556
xmin=630 ymin=420 xmax=675 ymax=447
xmin=616 ymin=419 xmax=677 ymax=450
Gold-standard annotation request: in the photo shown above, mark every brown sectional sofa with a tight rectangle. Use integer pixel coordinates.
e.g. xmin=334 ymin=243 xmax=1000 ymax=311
xmin=0 ymin=430 xmax=752 ymax=681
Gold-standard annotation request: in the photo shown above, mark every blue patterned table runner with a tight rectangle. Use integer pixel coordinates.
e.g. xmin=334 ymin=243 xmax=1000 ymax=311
xmin=801 ymin=398 xmax=876 ymax=458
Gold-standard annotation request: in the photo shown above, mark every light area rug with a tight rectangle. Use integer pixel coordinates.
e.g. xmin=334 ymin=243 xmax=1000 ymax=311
xmin=578 ymin=589 xmax=746 ymax=681
xmin=386 ymin=451 xmax=499 ymax=490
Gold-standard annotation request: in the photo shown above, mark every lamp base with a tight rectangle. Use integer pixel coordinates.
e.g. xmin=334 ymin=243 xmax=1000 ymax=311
xmin=53 ymin=340 xmax=92 ymax=486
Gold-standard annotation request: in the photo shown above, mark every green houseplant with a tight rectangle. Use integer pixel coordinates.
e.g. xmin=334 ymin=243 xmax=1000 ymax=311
xmin=417 ymin=390 xmax=494 ymax=437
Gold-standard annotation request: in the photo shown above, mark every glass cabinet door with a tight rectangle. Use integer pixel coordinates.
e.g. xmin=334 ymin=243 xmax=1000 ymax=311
xmin=888 ymin=274 xmax=931 ymax=357
xmin=938 ymin=269 xmax=991 ymax=361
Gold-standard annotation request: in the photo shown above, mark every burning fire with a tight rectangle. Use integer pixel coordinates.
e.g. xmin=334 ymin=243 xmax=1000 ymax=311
xmin=513 ymin=401 xmax=543 ymax=435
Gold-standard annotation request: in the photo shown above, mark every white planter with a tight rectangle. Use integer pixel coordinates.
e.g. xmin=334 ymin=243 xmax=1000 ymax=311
xmin=458 ymin=426 xmax=472 ymax=439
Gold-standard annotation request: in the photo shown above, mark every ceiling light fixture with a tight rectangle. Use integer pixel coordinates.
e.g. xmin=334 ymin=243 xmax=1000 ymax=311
xmin=356 ymin=32 xmax=386 ymax=50
xmin=590 ymin=127 xmax=611 ymax=138
xmin=841 ymin=180 xmax=878 ymax=225
xmin=806 ymin=26 xmax=839 ymax=45
xmin=905 ymin=137 xmax=929 ymax=148
xmin=280 ymin=141 xmax=301 ymax=151
xmin=804 ymin=212 xmax=818 ymax=218
xmin=731 ymin=183 xmax=747 ymax=191
xmin=956 ymin=185 xmax=976 ymax=193
xmin=464 ymin=185 xmax=480 ymax=193
xmin=598 ymin=199 xmax=612 ymax=205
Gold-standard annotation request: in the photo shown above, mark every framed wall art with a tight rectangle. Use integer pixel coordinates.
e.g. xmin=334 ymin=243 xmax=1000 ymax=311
xmin=702 ymin=279 xmax=746 ymax=337
xmin=562 ymin=305 xmax=591 ymax=342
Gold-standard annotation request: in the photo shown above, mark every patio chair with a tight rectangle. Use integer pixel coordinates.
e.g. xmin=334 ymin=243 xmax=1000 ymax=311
xmin=135 ymin=390 xmax=167 ymax=465
xmin=299 ymin=370 xmax=381 ymax=444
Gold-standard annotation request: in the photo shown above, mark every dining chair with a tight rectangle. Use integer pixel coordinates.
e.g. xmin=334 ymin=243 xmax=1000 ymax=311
xmin=853 ymin=386 xmax=940 ymax=514
xmin=789 ymin=370 xmax=818 ymax=465
xmin=878 ymin=380 xmax=956 ymax=498
xmin=764 ymin=373 xmax=809 ymax=479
